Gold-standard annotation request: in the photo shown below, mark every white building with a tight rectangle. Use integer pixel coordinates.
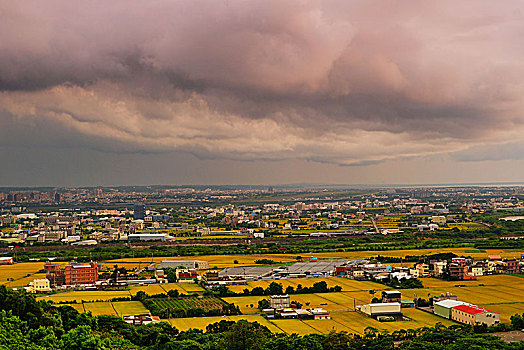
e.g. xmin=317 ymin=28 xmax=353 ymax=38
xmin=25 ymin=278 xmax=51 ymax=293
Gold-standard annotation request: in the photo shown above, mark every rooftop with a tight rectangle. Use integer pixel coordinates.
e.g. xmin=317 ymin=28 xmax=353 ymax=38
xmin=453 ymin=304 xmax=497 ymax=315
xmin=434 ymin=300 xmax=469 ymax=308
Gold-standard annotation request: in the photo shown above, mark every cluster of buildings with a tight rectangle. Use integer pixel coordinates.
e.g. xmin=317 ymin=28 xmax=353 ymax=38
xmin=336 ymin=255 xmax=523 ymax=281
xmin=433 ymin=296 xmax=500 ymax=327
xmin=44 ymin=261 xmax=102 ymax=287
xmin=25 ymin=258 xmax=212 ymax=292
xmin=261 ymin=295 xmax=331 ymax=320
xmin=209 ymin=255 xmax=524 ymax=287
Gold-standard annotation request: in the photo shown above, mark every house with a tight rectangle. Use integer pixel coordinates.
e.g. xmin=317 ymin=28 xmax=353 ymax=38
xmin=0 ymin=257 xmax=14 ymax=265
xmin=505 ymin=260 xmax=519 ymax=274
xmin=432 ymin=261 xmax=447 ymax=276
xmin=202 ymin=270 xmax=220 ymax=283
xmin=270 ymin=295 xmax=290 ymax=309
xmin=416 ymin=263 xmax=429 ymax=277
xmin=468 ymin=266 xmax=484 ymax=277
xmin=309 ymin=308 xmax=331 ymax=320
xmin=276 ymin=308 xmax=298 ymax=319
xmin=25 ymin=278 xmax=51 ymax=293
xmin=451 ymin=304 xmax=500 ymax=326
xmin=175 ymin=268 xmax=197 ymax=282
xmin=359 ymin=302 xmax=402 ymax=319
xmin=382 ymin=290 xmax=401 ymax=303
xmin=449 ymin=263 xmax=470 ymax=280
xmin=123 ymin=315 xmax=161 ymax=326
xmin=154 ymin=269 xmax=167 ymax=283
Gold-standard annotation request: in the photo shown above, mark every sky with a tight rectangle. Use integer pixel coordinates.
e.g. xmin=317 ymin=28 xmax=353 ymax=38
xmin=1 ymin=0 xmax=524 ymax=186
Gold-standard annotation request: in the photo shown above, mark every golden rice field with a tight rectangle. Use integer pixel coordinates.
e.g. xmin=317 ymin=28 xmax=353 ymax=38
xmin=112 ymin=301 xmax=150 ymax=316
xmin=39 ymin=290 xmax=132 ymax=303
xmin=128 ymin=282 xmax=203 ymax=295
xmin=224 ymin=275 xmax=524 ymax=323
xmin=58 ymin=301 xmax=149 ymax=317
xmin=84 ymin=302 xmax=117 ymax=316
xmin=0 ymin=262 xmax=46 ymax=286
xmin=167 ymin=315 xmax=282 ymax=333
xmin=167 ymin=309 xmax=457 ymax=336
xmin=68 ymin=303 xmax=85 ymax=313
xmin=39 ymin=282 xmax=204 ymax=303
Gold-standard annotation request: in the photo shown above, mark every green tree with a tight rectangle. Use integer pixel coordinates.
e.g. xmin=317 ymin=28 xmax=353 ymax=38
xmin=61 ymin=325 xmax=101 ymax=350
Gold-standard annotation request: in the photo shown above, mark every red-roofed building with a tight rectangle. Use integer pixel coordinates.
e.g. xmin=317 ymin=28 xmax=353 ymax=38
xmin=451 ymin=304 xmax=500 ymax=326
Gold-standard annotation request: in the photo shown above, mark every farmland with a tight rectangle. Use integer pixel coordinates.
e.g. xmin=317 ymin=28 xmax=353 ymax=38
xmin=224 ymin=274 xmax=524 ymax=325
xmin=150 ymin=296 xmax=226 ymax=313
xmin=0 ymin=262 xmax=49 ymax=287
xmin=60 ymin=301 xmax=149 ymax=317
xmin=37 ymin=282 xmax=204 ymax=303
xmin=167 ymin=315 xmax=283 ymax=333
xmin=167 ymin=308 xmax=458 ymax=336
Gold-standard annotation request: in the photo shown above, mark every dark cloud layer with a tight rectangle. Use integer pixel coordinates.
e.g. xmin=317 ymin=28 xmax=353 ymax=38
xmin=1 ymin=0 xmax=524 ymax=174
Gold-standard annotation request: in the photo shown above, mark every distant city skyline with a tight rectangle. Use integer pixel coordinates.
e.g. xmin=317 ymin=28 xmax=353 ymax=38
xmin=1 ymin=1 xmax=524 ymax=186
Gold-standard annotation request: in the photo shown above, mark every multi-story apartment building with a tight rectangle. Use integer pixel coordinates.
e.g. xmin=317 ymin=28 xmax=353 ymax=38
xmin=64 ymin=261 xmax=100 ymax=285
xmin=175 ymin=268 xmax=198 ymax=281
xmin=505 ymin=260 xmax=519 ymax=274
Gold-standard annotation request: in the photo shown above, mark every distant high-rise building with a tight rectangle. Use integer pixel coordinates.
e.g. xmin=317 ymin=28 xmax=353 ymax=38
xmin=134 ymin=204 xmax=146 ymax=220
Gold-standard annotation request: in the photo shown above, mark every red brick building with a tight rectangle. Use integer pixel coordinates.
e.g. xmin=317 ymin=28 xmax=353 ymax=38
xmin=44 ymin=261 xmax=101 ymax=286
xmin=65 ymin=262 xmax=99 ymax=285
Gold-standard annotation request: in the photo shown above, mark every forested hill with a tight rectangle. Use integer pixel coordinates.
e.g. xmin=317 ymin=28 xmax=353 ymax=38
xmin=0 ymin=286 xmax=523 ymax=349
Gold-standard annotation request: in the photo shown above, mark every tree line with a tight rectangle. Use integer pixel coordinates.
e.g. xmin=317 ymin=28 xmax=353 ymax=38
xmin=211 ymin=281 xmax=342 ymax=297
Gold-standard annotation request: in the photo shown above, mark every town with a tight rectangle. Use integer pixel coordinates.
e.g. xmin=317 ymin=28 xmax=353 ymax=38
xmin=0 ymin=185 xmax=522 ymax=346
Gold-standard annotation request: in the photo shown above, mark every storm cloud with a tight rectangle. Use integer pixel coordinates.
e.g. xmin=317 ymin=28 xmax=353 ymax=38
xmin=1 ymin=0 xmax=524 ymax=170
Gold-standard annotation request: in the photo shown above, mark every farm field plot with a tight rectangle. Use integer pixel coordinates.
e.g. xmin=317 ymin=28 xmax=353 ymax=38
xmin=224 ymin=292 xmax=366 ymax=314
xmin=129 ymin=284 xmax=182 ymax=295
xmin=167 ymin=315 xmax=282 ymax=333
xmin=39 ymin=290 xmax=131 ymax=303
xmin=315 ymin=291 xmax=372 ymax=308
xmin=270 ymin=319 xmax=320 ymax=335
xmin=84 ymin=302 xmax=117 ymax=316
xmin=228 ymin=277 xmax=382 ymax=295
xmin=0 ymin=262 xmax=46 ymax=286
xmin=303 ymin=319 xmax=354 ymax=334
xmin=226 ymin=284 xmax=251 ymax=293
xmin=227 ymin=315 xmax=283 ymax=333
xmin=290 ymin=293 xmax=349 ymax=311
xmin=222 ymin=296 xmax=266 ymax=314
xmin=422 ymin=275 xmax=524 ymax=288
xmin=6 ymin=273 xmax=47 ymax=288
xmin=331 ymin=310 xmax=457 ymax=335
xmin=68 ymin=303 xmax=85 ymax=313
xmin=112 ymin=301 xmax=149 ymax=316
xmin=477 ymin=302 xmax=524 ymax=323
xmin=178 ymin=283 xmax=204 ymax=293
xmin=401 ymin=308 xmax=457 ymax=327
xmin=151 ymin=296 xmax=226 ymax=312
